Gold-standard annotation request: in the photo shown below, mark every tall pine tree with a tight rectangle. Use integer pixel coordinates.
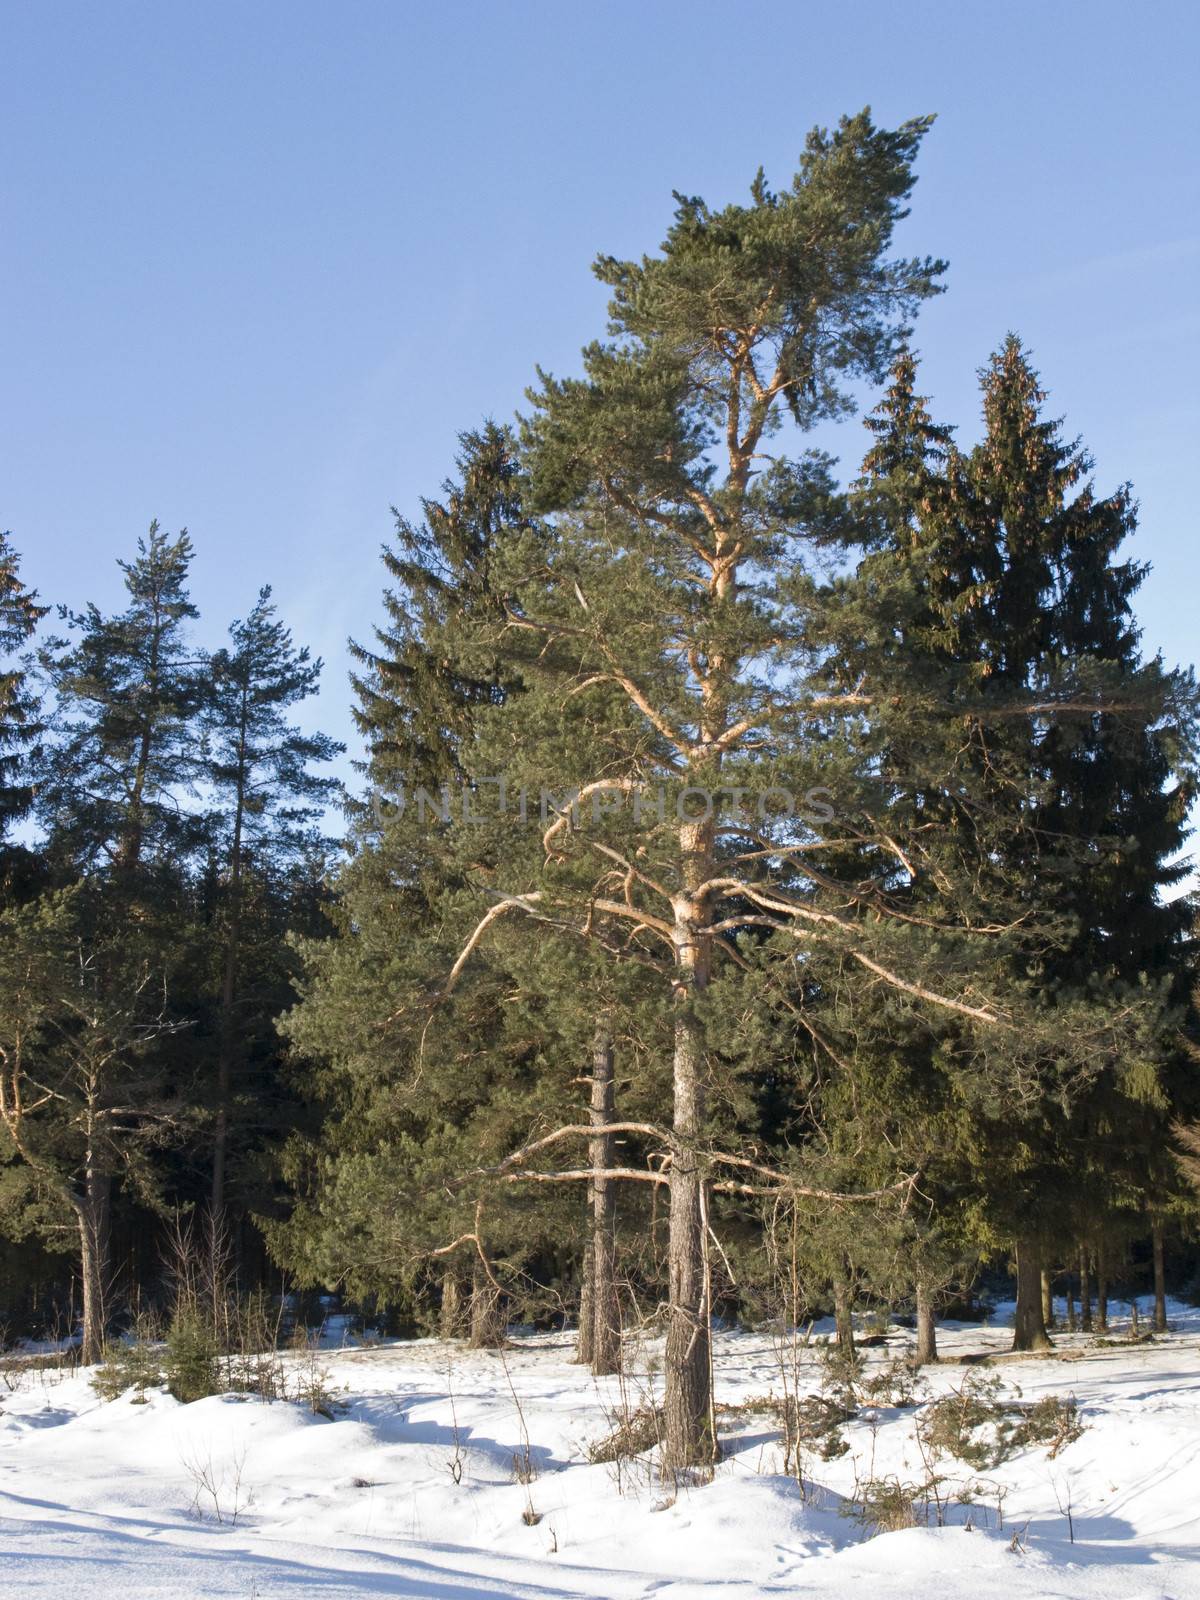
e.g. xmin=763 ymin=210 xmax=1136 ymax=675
xmin=0 ymin=532 xmax=47 ymax=896
xmin=203 ymin=587 xmax=342 ymax=1225
xmin=38 ymin=524 xmax=205 ymax=878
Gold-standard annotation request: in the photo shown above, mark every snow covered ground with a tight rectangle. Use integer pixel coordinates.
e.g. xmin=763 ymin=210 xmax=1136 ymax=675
xmin=3 ymin=1299 xmax=1199 ymax=1599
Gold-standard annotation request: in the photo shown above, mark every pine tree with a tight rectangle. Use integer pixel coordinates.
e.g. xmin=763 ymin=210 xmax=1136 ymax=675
xmin=21 ymin=525 xmax=207 ymax=1341
xmin=450 ymin=113 xmax=1053 ymax=1467
xmin=203 ymin=587 xmax=342 ymax=1224
xmin=275 ymin=130 xmax=1194 ymax=1442
xmin=0 ymin=532 xmax=48 ymax=886
xmin=38 ymin=523 xmax=205 ymax=877
xmin=0 ymin=886 xmax=185 ymax=1360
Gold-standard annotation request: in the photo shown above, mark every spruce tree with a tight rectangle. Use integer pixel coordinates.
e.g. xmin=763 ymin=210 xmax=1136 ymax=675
xmin=860 ymin=339 xmax=1196 ymax=1351
xmin=276 ymin=430 xmax=574 ymax=1332
xmin=349 ymin=422 xmax=521 ymax=794
xmin=277 ymin=427 xmax=672 ymax=1350
xmin=969 ymin=341 xmax=1193 ymax=1348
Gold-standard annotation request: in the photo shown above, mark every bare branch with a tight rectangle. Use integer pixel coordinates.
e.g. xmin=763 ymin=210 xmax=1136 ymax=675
xmin=444 ymin=894 xmax=544 ymax=993
xmin=850 ymin=950 xmax=1009 ymax=1027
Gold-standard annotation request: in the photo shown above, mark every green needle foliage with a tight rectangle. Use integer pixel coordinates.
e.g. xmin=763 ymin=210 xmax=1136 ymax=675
xmin=848 ymin=340 xmax=1197 ymax=1347
xmin=37 ymin=524 xmax=208 ymax=881
xmin=2 ymin=114 xmax=1196 ymax=1419
xmin=203 ymin=586 xmax=343 ymax=1224
xmin=0 ymin=532 xmax=47 ymax=899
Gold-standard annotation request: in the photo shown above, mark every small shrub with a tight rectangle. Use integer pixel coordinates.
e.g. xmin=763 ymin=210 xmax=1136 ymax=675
xmin=818 ymin=1429 xmax=850 ymax=1460
xmin=289 ymin=1331 xmax=343 ymax=1418
xmin=165 ymin=1310 xmax=221 ymax=1404
xmin=92 ymin=1338 xmax=164 ymax=1402
xmin=293 ymin=1362 xmax=342 ymax=1418
xmin=844 ymin=1475 xmax=926 ymax=1534
xmin=857 ymin=1311 xmax=893 ymax=1347
xmin=721 ymin=1389 xmax=853 ymax=1467
xmin=861 ymin=1357 xmax=922 ymax=1409
xmin=788 ymin=1391 xmax=856 ymax=1441
xmin=816 ymin=1338 xmax=865 ymax=1405
xmin=919 ymin=1372 xmax=1085 ymax=1469
xmin=1010 ymin=1393 xmax=1085 ymax=1458
xmin=587 ymin=1405 xmax=664 ymax=1463
xmin=714 ymin=1393 xmax=779 ymax=1423
xmin=918 ymin=1371 xmax=1011 ymax=1470
xmin=226 ymin=1348 xmax=287 ymax=1403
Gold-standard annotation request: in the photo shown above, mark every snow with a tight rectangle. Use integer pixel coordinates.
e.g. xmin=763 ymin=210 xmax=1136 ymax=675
xmin=3 ymin=1299 xmax=1200 ymax=1599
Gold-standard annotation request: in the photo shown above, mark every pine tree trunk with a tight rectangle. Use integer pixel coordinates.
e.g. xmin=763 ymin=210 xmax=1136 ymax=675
xmin=662 ymin=819 xmax=715 ymax=1473
xmin=1152 ymin=1218 xmax=1167 ymax=1333
xmin=663 ymin=1004 xmax=711 ymax=1471
xmin=468 ymin=1256 xmax=505 ymax=1349
xmin=78 ymin=1217 xmax=105 ymax=1366
xmin=1096 ymin=1243 xmax=1108 ymax=1333
xmin=575 ymin=1239 xmax=595 ymax=1365
xmin=1066 ymin=1282 xmax=1077 ymax=1332
xmin=833 ymin=1274 xmax=855 ymax=1356
xmin=588 ymin=1024 xmax=621 ymax=1376
xmin=915 ymin=1281 xmax=938 ymax=1366
xmin=1011 ymin=1239 xmax=1052 ymax=1352
xmin=211 ymin=710 xmax=248 ymax=1224
xmin=76 ymin=1170 xmax=110 ymax=1365
xmin=117 ymin=725 xmax=154 ymax=873
xmin=1079 ymin=1247 xmax=1092 ymax=1332
xmin=210 ymin=939 xmax=237 ymax=1221
xmin=1040 ymin=1265 xmax=1055 ymax=1329
xmin=116 ymin=595 xmax=168 ymax=876
xmin=440 ymin=1269 xmax=465 ymax=1338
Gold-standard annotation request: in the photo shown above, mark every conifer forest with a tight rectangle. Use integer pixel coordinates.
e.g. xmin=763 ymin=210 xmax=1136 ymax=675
xmin=4 ymin=56 xmax=1200 ymax=1600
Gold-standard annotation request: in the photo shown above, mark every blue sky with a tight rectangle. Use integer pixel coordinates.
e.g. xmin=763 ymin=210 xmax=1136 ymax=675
xmin=3 ymin=2 xmax=1197 ymax=814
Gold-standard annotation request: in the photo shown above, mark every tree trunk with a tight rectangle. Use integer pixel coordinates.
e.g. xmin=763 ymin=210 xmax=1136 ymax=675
xmin=210 ymin=929 xmax=237 ymax=1221
xmin=1066 ymin=1282 xmax=1077 ymax=1332
xmin=1040 ymin=1265 xmax=1055 ymax=1329
xmin=575 ymin=1239 xmax=595 ymax=1365
xmin=1096 ymin=1242 xmax=1108 ymax=1333
xmin=1011 ymin=1239 xmax=1052 ymax=1352
xmin=588 ymin=1024 xmax=621 ymax=1376
xmin=1079 ymin=1247 xmax=1092 ymax=1332
xmin=662 ymin=820 xmax=715 ymax=1473
xmin=211 ymin=713 xmax=248 ymax=1224
xmin=467 ymin=1256 xmax=505 ymax=1349
xmin=1151 ymin=1218 xmax=1167 ymax=1333
xmin=117 ymin=719 xmax=155 ymax=873
xmin=663 ymin=1004 xmax=712 ymax=1471
xmin=915 ymin=1281 xmax=938 ymax=1366
xmin=76 ymin=1171 xmax=110 ymax=1365
xmin=440 ymin=1268 xmax=465 ymax=1338
xmin=116 ymin=593 xmax=167 ymax=876
xmin=833 ymin=1274 xmax=855 ymax=1356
